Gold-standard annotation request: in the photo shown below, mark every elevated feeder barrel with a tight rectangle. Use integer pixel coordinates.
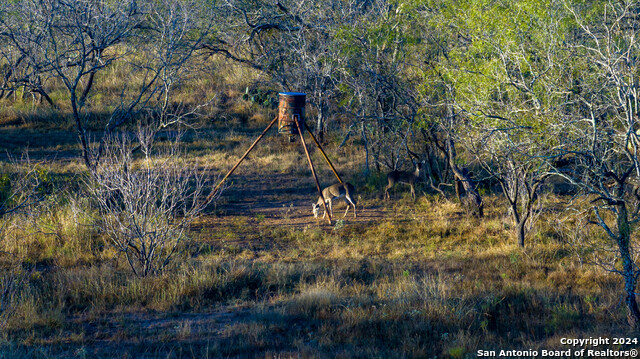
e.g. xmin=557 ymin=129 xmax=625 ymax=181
xmin=278 ymin=92 xmax=306 ymax=141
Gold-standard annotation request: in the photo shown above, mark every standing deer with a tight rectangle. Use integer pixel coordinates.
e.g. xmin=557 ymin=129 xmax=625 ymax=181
xmin=385 ymin=161 xmax=422 ymax=200
xmin=312 ymin=182 xmax=357 ymax=219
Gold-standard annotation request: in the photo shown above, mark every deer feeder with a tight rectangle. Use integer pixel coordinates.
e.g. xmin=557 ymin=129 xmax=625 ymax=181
xmin=204 ymin=92 xmax=344 ymax=224
xmin=278 ymin=92 xmax=306 ymax=141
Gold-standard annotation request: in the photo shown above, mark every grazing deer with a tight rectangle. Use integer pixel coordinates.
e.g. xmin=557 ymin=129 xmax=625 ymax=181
xmin=385 ymin=161 xmax=422 ymax=200
xmin=312 ymin=182 xmax=357 ymax=219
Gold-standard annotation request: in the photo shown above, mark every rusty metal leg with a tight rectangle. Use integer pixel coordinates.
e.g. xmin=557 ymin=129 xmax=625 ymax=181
xmin=296 ymin=119 xmax=332 ymax=224
xmin=203 ymin=116 xmax=278 ymax=206
xmin=305 ymin=126 xmax=343 ymax=184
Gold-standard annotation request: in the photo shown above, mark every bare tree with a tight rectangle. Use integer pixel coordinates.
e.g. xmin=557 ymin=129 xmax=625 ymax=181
xmin=550 ymin=0 xmax=640 ymax=328
xmin=427 ymin=92 xmax=485 ymax=217
xmin=0 ymin=0 xmax=145 ymax=169
xmin=212 ymin=0 xmax=342 ymax=139
xmin=87 ymin=127 xmax=216 ymax=277
xmin=469 ymin=125 xmax=551 ymax=246
xmin=93 ymin=0 xmax=215 ymax=166
xmin=332 ymin=0 xmax=423 ymax=174
xmin=0 ymin=0 xmax=214 ymax=172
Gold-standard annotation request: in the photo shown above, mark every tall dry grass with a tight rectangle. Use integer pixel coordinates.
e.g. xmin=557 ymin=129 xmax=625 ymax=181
xmin=0 ymin=180 xmax=633 ymax=358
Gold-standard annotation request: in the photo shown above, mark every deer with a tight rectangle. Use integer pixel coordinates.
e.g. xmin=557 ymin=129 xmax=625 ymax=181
xmin=312 ymin=182 xmax=357 ymax=219
xmin=385 ymin=161 xmax=422 ymax=200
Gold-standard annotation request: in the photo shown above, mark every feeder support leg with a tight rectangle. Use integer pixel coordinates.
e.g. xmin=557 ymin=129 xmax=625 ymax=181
xmin=305 ymin=126 xmax=343 ymax=184
xmin=296 ymin=117 xmax=332 ymax=224
xmin=203 ymin=116 xmax=278 ymax=206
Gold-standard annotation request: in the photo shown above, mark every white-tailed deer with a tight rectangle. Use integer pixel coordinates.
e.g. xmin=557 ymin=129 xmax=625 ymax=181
xmin=312 ymin=182 xmax=357 ymax=219
xmin=385 ymin=161 xmax=422 ymax=200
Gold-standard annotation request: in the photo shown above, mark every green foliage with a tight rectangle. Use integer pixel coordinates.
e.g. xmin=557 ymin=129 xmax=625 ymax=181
xmin=33 ymin=166 xmax=52 ymax=197
xmin=242 ymin=87 xmax=277 ymax=109
xmin=0 ymin=174 xmax=10 ymax=207
xmin=0 ymin=165 xmax=52 ymax=216
xmin=447 ymin=346 xmax=466 ymax=359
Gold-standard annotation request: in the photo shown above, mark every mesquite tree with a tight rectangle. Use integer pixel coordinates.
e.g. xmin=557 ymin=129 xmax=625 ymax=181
xmin=0 ymin=0 xmax=144 ymax=170
xmin=87 ymin=127 xmax=214 ymax=277
xmin=215 ymin=0 xmax=423 ymax=171
xmin=469 ymin=125 xmax=551 ymax=246
xmin=215 ymin=0 xmax=342 ymax=139
xmin=0 ymin=0 xmax=213 ymax=172
xmin=433 ymin=0 xmax=562 ymax=239
xmin=551 ymin=0 xmax=640 ymax=327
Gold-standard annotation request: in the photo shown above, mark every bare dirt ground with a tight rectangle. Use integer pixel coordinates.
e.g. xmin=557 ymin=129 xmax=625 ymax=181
xmin=214 ymin=171 xmax=389 ymax=228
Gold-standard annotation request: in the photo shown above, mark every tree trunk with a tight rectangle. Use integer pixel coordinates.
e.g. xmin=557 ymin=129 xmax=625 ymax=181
xmin=79 ymin=70 xmax=96 ymax=106
xmin=507 ymin=198 xmax=527 ymax=247
xmin=427 ymin=148 xmax=443 ymax=184
xmin=617 ymin=203 xmax=640 ymax=328
xmin=33 ymin=87 xmax=57 ymax=109
xmin=421 ymin=128 xmax=444 ymax=184
xmin=316 ymin=102 xmax=326 ymax=143
xmin=455 ymin=178 xmax=464 ymax=202
xmin=517 ymin=218 xmax=526 ymax=248
xmin=361 ymin=122 xmax=370 ymax=175
xmin=447 ymin=138 xmax=483 ymax=217
xmin=70 ymin=90 xmax=94 ymax=172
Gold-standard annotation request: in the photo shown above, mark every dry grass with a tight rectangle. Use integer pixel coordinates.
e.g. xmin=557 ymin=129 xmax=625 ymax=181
xmin=0 ymin=171 xmax=635 ymax=358
xmin=0 ymin=67 xmax=638 ymax=358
